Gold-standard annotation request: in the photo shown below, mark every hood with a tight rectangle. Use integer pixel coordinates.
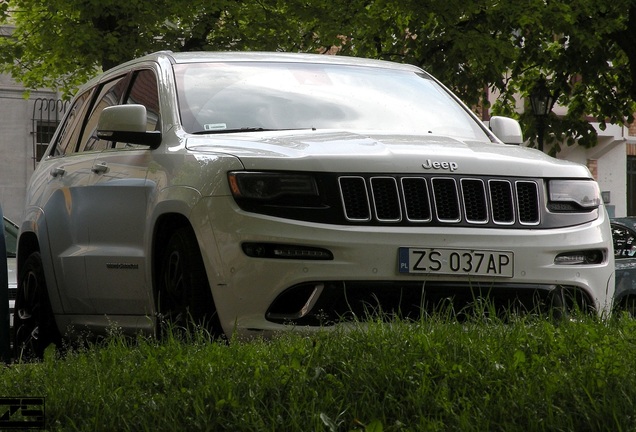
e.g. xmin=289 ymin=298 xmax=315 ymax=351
xmin=186 ymin=130 xmax=591 ymax=178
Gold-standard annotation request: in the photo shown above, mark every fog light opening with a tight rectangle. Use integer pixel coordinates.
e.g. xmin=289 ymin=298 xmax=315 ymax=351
xmin=242 ymin=242 xmax=333 ymax=260
xmin=554 ymin=249 xmax=605 ymax=265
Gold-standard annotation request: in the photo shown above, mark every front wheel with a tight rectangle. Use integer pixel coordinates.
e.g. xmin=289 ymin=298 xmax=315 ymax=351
xmin=13 ymin=251 xmax=61 ymax=361
xmin=157 ymin=226 xmax=223 ymax=339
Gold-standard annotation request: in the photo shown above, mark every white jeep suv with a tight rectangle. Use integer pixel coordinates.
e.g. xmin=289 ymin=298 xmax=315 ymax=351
xmin=14 ymin=51 xmax=614 ymax=356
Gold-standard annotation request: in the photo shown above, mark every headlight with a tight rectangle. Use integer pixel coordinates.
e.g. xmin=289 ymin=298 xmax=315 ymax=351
xmin=227 ymin=171 xmax=339 ymax=221
xmin=228 ymin=171 xmax=319 ymax=201
xmin=548 ymin=180 xmax=601 ymax=211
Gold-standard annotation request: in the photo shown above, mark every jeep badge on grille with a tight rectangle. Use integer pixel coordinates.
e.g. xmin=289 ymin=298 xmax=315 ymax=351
xmin=422 ymin=159 xmax=458 ymax=171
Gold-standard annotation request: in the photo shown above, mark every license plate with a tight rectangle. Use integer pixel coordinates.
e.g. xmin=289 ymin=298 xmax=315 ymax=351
xmin=398 ymin=247 xmax=514 ymax=277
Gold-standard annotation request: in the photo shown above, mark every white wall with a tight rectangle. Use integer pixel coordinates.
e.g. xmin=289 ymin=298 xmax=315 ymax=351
xmin=596 ymin=143 xmax=627 ymax=217
xmin=0 ymin=73 xmax=57 ymax=223
xmin=553 ymin=122 xmax=633 ymax=218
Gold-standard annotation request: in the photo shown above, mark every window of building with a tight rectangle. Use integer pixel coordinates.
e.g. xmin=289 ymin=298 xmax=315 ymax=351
xmin=31 ymin=98 xmax=70 ymax=166
xmin=34 ymin=120 xmax=60 ymax=161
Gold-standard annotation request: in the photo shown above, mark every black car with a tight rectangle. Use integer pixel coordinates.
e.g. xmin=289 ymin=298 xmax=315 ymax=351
xmin=612 ymin=217 xmax=636 ymax=314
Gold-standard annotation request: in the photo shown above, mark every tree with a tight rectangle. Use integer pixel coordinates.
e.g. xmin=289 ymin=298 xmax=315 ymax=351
xmin=3 ymin=0 xmax=636 ymax=153
xmin=0 ymin=0 xmax=340 ymax=96
xmin=312 ymin=0 xmax=636 ymax=153
xmin=0 ymin=0 xmax=227 ymax=95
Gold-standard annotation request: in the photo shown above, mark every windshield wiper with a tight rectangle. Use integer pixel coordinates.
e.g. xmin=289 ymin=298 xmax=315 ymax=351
xmin=192 ymin=127 xmax=315 ymax=135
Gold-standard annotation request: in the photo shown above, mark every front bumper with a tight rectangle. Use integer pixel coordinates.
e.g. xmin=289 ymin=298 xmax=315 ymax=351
xmin=194 ymin=197 xmax=615 ymax=336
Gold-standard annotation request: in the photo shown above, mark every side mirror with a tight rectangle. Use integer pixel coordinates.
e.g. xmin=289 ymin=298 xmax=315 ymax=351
xmin=97 ymin=104 xmax=161 ymax=149
xmin=489 ymin=116 xmax=523 ymax=145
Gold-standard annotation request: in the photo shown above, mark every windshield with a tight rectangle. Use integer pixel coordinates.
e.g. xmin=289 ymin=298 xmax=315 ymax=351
xmin=173 ymin=61 xmax=490 ymax=141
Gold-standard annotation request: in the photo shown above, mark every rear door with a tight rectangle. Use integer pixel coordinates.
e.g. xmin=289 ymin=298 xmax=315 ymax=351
xmin=36 ymin=89 xmax=98 ymax=315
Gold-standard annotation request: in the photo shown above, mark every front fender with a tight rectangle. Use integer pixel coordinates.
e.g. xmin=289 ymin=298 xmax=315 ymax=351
xmin=18 ymin=206 xmax=65 ymax=315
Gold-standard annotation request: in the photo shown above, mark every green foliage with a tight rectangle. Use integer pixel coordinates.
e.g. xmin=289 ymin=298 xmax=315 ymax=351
xmin=327 ymin=0 xmax=636 ymax=150
xmin=2 ymin=315 xmax=636 ymax=431
xmin=2 ymin=0 xmax=636 ymax=147
xmin=0 ymin=0 xmax=339 ymax=96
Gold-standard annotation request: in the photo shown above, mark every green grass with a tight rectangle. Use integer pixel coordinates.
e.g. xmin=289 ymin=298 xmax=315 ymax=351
xmin=3 ymin=312 xmax=636 ymax=431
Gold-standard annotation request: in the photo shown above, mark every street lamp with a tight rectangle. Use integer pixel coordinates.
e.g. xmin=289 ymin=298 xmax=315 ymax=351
xmin=530 ymin=77 xmax=555 ymax=152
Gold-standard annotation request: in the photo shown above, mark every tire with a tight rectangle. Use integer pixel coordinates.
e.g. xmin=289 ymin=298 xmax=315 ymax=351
xmin=624 ymin=299 xmax=636 ymax=318
xmin=157 ymin=227 xmax=223 ymax=339
xmin=13 ymin=251 xmax=62 ymax=361
xmin=615 ymin=297 xmax=636 ymax=318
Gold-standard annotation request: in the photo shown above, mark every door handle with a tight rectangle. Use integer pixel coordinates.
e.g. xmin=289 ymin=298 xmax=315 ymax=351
xmin=50 ymin=167 xmax=66 ymax=177
xmin=91 ymin=161 xmax=109 ymax=174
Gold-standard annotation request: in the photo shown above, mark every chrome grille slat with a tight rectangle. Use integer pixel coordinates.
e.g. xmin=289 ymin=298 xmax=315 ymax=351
xmin=461 ymin=178 xmax=488 ymax=224
xmin=339 ymin=175 xmax=541 ymax=226
xmin=339 ymin=176 xmax=371 ymax=221
xmin=489 ymin=180 xmax=515 ymax=224
xmin=432 ymin=178 xmax=461 ymax=222
xmin=371 ymin=177 xmax=402 ymax=222
xmin=516 ymin=181 xmax=540 ymax=225
xmin=401 ymin=177 xmax=432 ymax=222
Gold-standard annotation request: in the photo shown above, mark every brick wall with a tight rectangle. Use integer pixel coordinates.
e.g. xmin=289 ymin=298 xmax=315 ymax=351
xmin=587 ymin=159 xmax=598 ymax=180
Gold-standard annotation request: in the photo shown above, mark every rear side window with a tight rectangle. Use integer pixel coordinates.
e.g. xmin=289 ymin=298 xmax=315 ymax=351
xmin=50 ymin=91 xmax=93 ymax=157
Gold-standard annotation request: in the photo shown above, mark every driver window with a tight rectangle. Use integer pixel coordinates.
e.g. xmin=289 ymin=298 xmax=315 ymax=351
xmin=127 ymin=69 xmax=160 ymax=130
xmin=79 ymin=75 xmax=130 ymax=152
xmin=114 ymin=69 xmax=161 ymax=149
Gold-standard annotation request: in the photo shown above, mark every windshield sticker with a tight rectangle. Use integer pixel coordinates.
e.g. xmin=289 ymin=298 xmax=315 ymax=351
xmin=204 ymin=123 xmax=227 ymax=131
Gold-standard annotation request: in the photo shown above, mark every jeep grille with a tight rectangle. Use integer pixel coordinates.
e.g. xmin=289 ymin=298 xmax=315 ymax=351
xmin=338 ymin=175 xmax=540 ymax=226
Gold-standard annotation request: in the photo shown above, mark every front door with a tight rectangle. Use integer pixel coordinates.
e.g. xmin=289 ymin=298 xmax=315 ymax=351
xmin=82 ymin=69 xmax=161 ymax=316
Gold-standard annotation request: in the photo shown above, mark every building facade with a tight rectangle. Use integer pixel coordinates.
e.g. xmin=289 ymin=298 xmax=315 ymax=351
xmin=551 ymin=118 xmax=636 ymax=219
xmin=0 ymin=72 xmax=61 ymax=222
xmin=0 ymin=23 xmax=63 ymax=223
